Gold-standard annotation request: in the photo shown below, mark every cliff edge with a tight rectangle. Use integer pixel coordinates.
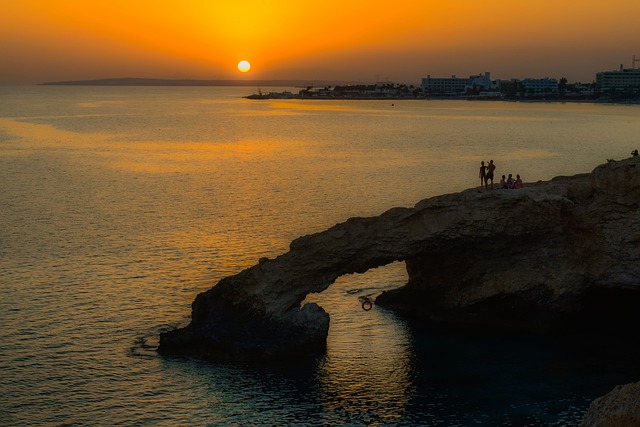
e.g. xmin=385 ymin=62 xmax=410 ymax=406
xmin=159 ymin=156 xmax=640 ymax=361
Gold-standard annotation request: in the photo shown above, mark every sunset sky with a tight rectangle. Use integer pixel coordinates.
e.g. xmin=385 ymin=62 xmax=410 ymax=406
xmin=2 ymin=0 xmax=639 ymax=85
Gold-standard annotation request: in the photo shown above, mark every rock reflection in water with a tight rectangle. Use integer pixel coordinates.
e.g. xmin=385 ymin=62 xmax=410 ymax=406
xmin=305 ymin=262 xmax=415 ymax=424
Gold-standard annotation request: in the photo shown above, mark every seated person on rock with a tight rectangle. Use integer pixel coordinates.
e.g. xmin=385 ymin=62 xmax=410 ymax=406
xmin=513 ymin=174 xmax=523 ymax=189
xmin=506 ymin=174 xmax=515 ymax=189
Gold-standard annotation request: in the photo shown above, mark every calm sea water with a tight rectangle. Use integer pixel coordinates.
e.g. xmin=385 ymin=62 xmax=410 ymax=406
xmin=2 ymin=86 xmax=640 ymax=426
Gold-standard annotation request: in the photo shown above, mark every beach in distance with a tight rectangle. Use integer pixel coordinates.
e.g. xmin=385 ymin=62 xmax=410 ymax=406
xmin=2 ymin=85 xmax=640 ymax=426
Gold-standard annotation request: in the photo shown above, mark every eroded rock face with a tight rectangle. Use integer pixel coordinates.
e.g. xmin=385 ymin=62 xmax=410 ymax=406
xmin=158 ymin=157 xmax=640 ymax=361
xmin=580 ymin=381 xmax=640 ymax=427
xmin=378 ymin=158 xmax=640 ymax=332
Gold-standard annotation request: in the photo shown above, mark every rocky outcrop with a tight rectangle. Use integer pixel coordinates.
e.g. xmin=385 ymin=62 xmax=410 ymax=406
xmin=581 ymin=381 xmax=640 ymax=426
xmin=158 ymin=157 xmax=640 ymax=361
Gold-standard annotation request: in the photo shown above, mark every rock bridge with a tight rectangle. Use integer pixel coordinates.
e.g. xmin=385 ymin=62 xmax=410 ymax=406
xmin=158 ymin=157 xmax=640 ymax=361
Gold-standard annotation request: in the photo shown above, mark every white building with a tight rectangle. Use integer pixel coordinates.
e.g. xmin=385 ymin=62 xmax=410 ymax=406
xmin=520 ymin=78 xmax=558 ymax=95
xmin=421 ymin=75 xmax=468 ymax=95
xmin=467 ymin=72 xmax=494 ymax=92
xmin=421 ymin=72 xmax=493 ymax=95
xmin=596 ymin=65 xmax=640 ymax=93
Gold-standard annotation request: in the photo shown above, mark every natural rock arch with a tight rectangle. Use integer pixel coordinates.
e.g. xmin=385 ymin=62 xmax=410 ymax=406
xmin=158 ymin=157 xmax=640 ymax=361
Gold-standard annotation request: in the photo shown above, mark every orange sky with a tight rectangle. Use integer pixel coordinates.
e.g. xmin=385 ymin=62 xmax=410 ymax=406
xmin=1 ymin=0 xmax=639 ymax=84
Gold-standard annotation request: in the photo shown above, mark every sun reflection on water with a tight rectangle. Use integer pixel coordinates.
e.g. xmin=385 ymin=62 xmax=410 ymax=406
xmin=2 ymin=87 xmax=640 ymax=425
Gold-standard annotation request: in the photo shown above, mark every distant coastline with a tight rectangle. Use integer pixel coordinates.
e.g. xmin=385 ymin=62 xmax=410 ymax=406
xmin=244 ymin=86 xmax=640 ymax=104
xmin=39 ymin=77 xmax=340 ymax=87
xmin=38 ymin=77 xmax=640 ymax=104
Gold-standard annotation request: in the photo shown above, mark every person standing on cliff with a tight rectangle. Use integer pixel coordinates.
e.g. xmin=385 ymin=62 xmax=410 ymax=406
xmin=479 ymin=161 xmax=487 ymax=189
xmin=486 ymin=160 xmax=496 ymax=189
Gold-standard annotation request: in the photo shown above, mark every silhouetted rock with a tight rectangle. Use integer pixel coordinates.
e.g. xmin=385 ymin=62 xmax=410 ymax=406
xmin=158 ymin=156 xmax=640 ymax=361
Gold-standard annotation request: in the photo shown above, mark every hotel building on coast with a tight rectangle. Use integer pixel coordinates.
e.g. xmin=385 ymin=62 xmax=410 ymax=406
xmin=596 ymin=64 xmax=640 ymax=95
xmin=420 ymin=58 xmax=640 ymax=99
xmin=421 ymin=72 xmax=558 ymax=98
xmin=421 ymin=72 xmax=496 ymax=96
xmin=421 ymin=74 xmax=470 ymax=95
xmin=520 ymin=78 xmax=559 ymax=96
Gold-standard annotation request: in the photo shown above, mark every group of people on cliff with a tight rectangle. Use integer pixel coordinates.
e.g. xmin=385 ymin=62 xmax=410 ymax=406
xmin=479 ymin=160 xmax=523 ymax=190
xmin=500 ymin=173 xmax=523 ymax=189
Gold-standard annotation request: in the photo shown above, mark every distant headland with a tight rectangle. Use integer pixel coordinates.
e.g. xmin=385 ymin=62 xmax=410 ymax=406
xmin=39 ymin=77 xmax=337 ymax=87
xmin=40 ymin=65 xmax=640 ymax=102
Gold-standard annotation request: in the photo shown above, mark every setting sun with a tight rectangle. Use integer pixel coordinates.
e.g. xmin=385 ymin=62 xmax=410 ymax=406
xmin=237 ymin=60 xmax=251 ymax=73
xmin=1 ymin=0 xmax=639 ymax=84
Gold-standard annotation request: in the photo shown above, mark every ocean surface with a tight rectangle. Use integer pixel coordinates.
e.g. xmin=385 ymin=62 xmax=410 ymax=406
xmin=2 ymin=85 xmax=640 ymax=426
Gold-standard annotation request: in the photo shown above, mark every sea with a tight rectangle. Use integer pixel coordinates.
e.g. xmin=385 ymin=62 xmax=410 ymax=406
xmin=2 ymin=85 xmax=640 ymax=426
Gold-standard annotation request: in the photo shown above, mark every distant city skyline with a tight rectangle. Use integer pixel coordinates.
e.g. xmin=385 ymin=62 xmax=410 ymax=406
xmin=2 ymin=1 xmax=639 ymax=85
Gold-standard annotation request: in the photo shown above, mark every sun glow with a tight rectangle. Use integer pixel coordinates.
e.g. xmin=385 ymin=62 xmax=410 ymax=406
xmin=237 ymin=60 xmax=251 ymax=73
xmin=2 ymin=1 xmax=639 ymax=84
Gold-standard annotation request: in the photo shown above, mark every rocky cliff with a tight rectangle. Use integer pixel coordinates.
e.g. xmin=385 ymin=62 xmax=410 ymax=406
xmin=580 ymin=381 xmax=640 ymax=426
xmin=158 ymin=156 xmax=640 ymax=362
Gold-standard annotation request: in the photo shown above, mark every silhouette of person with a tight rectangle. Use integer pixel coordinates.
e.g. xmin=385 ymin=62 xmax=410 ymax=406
xmin=632 ymin=149 xmax=639 ymax=157
xmin=507 ymin=173 xmax=515 ymax=189
xmin=479 ymin=161 xmax=487 ymax=189
xmin=514 ymin=174 xmax=523 ymax=189
xmin=486 ymin=160 xmax=496 ymax=189
xmin=500 ymin=175 xmax=507 ymax=189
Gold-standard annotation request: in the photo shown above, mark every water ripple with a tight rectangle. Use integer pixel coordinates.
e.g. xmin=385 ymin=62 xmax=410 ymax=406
xmin=2 ymin=87 xmax=640 ymax=425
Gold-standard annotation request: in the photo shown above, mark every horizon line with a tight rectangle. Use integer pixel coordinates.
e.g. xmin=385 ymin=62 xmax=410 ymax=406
xmin=39 ymin=77 xmax=374 ymax=87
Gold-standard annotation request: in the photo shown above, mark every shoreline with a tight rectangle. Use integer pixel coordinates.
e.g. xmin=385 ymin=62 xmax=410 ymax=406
xmin=26 ymin=78 xmax=640 ymax=104
xmin=244 ymin=92 xmax=640 ymax=104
